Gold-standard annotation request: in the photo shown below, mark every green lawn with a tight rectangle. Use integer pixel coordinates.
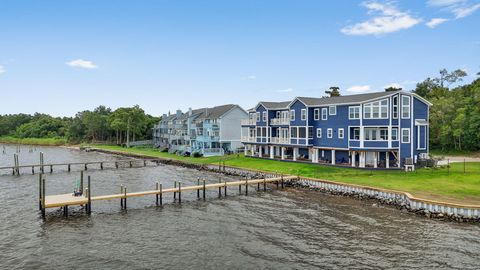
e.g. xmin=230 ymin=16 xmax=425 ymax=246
xmin=0 ymin=136 xmax=68 ymax=146
xmin=91 ymin=145 xmax=480 ymax=205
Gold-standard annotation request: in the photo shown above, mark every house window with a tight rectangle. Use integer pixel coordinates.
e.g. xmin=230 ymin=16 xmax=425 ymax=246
xmin=314 ymin=109 xmax=320 ymax=120
xmin=393 ymin=96 xmax=398 ymax=119
xmin=338 ymin=128 xmax=344 ymax=139
xmin=276 ymin=111 xmax=280 ymax=118
xmin=262 ymin=111 xmax=267 ymax=122
xmin=402 ymin=96 xmax=410 ymax=118
xmin=322 ymin=108 xmax=328 ymax=120
xmin=298 ymin=127 xmax=306 ymax=138
xmin=401 ymin=128 xmax=410 ymax=143
xmin=308 ymin=127 xmax=313 ymax=139
xmin=352 ymin=128 xmax=360 ymax=140
xmin=379 ymin=128 xmax=388 ymax=140
xmin=290 ymin=110 xmax=295 ymax=121
xmin=327 ymin=128 xmax=333 ymax=138
xmin=329 ymin=106 xmax=336 ymax=115
xmin=363 ymin=99 xmax=388 ymax=119
xmin=301 ymin=109 xmax=307 ymax=121
xmin=349 ymin=106 xmax=360 ymax=119
xmin=290 ymin=127 xmax=297 ymax=138
xmin=391 ymin=128 xmax=398 ymax=140
xmin=256 ymin=112 xmax=260 ymax=122
xmin=316 ymin=128 xmax=322 ymax=138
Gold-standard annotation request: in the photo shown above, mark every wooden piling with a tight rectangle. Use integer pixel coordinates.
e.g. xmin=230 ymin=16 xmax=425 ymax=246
xmin=38 ymin=174 xmax=42 ymax=210
xmin=68 ymin=164 xmax=71 ymax=172
xmin=245 ymin=179 xmax=249 ymax=195
xmin=32 ymin=166 xmax=35 ymax=175
xmin=143 ymin=160 xmax=146 ymax=167
xmin=84 ymin=163 xmax=88 ymax=171
xmin=50 ymin=165 xmax=53 ymax=173
xmin=129 ymin=161 xmax=132 ymax=168
xmin=263 ymin=176 xmax=266 ymax=191
xmin=120 ymin=185 xmax=124 ymax=208
xmin=115 ymin=161 xmax=118 ymax=169
xmin=160 ymin=184 xmax=163 ymax=205
xmin=100 ymin=162 xmax=103 ymax=170
xmin=174 ymin=181 xmax=177 ymax=200
xmin=178 ymin=182 xmax=182 ymax=203
xmin=197 ymin=178 xmax=200 ymax=199
xmin=218 ymin=178 xmax=221 ymax=198
xmin=281 ymin=174 xmax=284 ymax=189
xmin=203 ymin=180 xmax=206 ymax=200
xmin=156 ymin=182 xmax=159 ymax=206
xmin=224 ymin=181 xmax=227 ymax=196
xmin=123 ymin=186 xmax=127 ymax=210
xmin=80 ymin=171 xmax=84 ymax=194
xmin=41 ymin=176 xmax=46 ymax=219
xmin=87 ymin=176 xmax=91 ymax=214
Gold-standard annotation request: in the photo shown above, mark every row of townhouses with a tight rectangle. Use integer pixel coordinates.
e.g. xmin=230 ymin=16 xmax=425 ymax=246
xmin=153 ymin=104 xmax=248 ymax=156
xmin=240 ymin=90 xmax=431 ymax=168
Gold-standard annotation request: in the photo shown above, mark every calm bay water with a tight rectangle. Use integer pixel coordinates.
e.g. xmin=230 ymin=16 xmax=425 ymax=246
xmin=0 ymin=144 xmax=479 ymax=269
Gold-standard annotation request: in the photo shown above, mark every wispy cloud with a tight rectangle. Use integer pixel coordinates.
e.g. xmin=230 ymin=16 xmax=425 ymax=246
xmin=341 ymin=2 xmax=421 ymax=36
xmin=66 ymin=59 xmax=98 ymax=69
xmin=242 ymin=75 xmax=256 ymax=80
xmin=347 ymin=85 xmax=371 ymax=93
xmin=276 ymin=88 xmax=294 ymax=93
xmin=0 ymin=65 xmax=5 ymax=74
xmin=428 ymin=0 xmax=480 ymax=19
xmin=426 ymin=17 xmax=449 ymax=28
xmin=453 ymin=3 xmax=480 ymax=18
xmin=427 ymin=0 xmax=466 ymax=7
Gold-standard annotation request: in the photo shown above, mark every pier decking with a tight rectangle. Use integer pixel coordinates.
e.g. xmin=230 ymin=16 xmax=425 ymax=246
xmin=39 ymin=174 xmax=297 ymax=219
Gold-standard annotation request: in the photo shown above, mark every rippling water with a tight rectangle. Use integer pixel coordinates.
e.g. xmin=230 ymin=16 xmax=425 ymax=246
xmin=1 ymin=144 xmax=479 ymax=269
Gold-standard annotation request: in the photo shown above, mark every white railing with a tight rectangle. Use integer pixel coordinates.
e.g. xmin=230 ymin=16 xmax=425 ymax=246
xmin=271 ymin=137 xmax=289 ymax=144
xmin=270 ymin=118 xmax=290 ymax=125
xmin=201 ymin=148 xmax=225 ymax=157
xmin=241 ymin=119 xmax=257 ymax=125
xmin=241 ymin=136 xmax=256 ymax=142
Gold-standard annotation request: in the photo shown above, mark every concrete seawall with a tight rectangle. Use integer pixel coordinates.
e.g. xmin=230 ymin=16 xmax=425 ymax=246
xmin=89 ymin=148 xmax=480 ymax=223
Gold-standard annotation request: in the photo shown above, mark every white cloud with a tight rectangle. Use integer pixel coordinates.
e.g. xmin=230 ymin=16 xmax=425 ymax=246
xmin=66 ymin=59 xmax=98 ymax=69
xmin=0 ymin=65 xmax=5 ymax=74
xmin=384 ymin=83 xmax=403 ymax=89
xmin=242 ymin=75 xmax=256 ymax=80
xmin=427 ymin=0 xmax=466 ymax=7
xmin=426 ymin=17 xmax=449 ymax=28
xmin=452 ymin=3 xmax=480 ymax=18
xmin=276 ymin=88 xmax=294 ymax=93
xmin=341 ymin=2 xmax=421 ymax=36
xmin=347 ymin=85 xmax=371 ymax=93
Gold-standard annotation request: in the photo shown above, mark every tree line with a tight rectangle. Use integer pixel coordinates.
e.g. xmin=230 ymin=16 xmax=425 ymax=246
xmin=0 ymin=105 xmax=159 ymax=144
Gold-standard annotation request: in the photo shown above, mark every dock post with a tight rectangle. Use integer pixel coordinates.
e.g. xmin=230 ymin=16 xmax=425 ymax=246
xmin=87 ymin=176 xmax=91 ymax=215
xmin=68 ymin=164 xmax=71 ymax=172
xmin=263 ymin=176 xmax=266 ymax=191
xmin=38 ymin=174 xmax=42 ymax=210
xmin=174 ymin=181 xmax=177 ymax=200
xmin=156 ymin=182 xmax=159 ymax=206
xmin=80 ymin=171 xmax=84 ymax=194
xmin=178 ymin=182 xmax=181 ymax=203
xmin=203 ymin=180 xmax=206 ymax=200
xmin=281 ymin=174 xmax=284 ymax=189
xmin=224 ymin=181 xmax=227 ymax=196
xmin=32 ymin=166 xmax=34 ymax=175
xmin=223 ymin=161 xmax=225 ymax=171
xmin=239 ymin=180 xmax=242 ymax=194
xmin=245 ymin=179 xmax=248 ymax=195
xmin=129 ymin=161 xmax=132 ymax=168
xmin=160 ymin=184 xmax=163 ymax=206
xmin=41 ymin=176 xmax=46 ymax=219
xmin=123 ymin=186 xmax=127 ymax=210
xmin=40 ymin=152 xmax=44 ymax=174
xmin=197 ymin=178 xmax=200 ymax=199
xmin=64 ymin=206 xmax=68 ymax=218
xmin=257 ymin=181 xmax=260 ymax=191
xmin=143 ymin=160 xmax=146 ymax=167
xmin=218 ymin=178 xmax=221 ymax=198
xmin=276 ymin=175 xmax=279 ymax=189
xmin=100 ymin=162 xmax=103 ymax=170
xmin=120 ymin=185 xmax=124 ymax=208
xmin=115 ymin=162 xmax=118 ymax=169
xmin=84 ymin=163 xmax=87 ymax=171
xmin=50 ymin=165 xmax=53 ymax=173
xmin=13 ymin=154 xmax=17 ymax=175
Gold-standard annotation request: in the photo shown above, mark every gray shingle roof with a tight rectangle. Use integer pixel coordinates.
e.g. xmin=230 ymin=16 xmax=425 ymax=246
xmin=196 ymin=104 xmax=237 ymax=119
xmin=259 ymin=101 xmax=291 ymax=109
xmin=296 ymin=91 xmax=400 ymax=106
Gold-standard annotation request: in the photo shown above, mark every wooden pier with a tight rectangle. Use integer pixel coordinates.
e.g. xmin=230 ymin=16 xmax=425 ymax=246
xmin=38 ymin=174 xmax=297 ymax=219
xmin=1 ymin=158 xmax=154 ymax=175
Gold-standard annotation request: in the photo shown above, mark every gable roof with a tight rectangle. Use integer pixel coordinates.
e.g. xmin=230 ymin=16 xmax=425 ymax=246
xmin=296 ymin=91 xmax=401 ymax=107
xmin=254 ymin=101 xmax=290 ymax=110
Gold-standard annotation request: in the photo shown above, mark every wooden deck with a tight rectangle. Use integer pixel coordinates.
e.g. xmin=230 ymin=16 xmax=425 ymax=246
xmin=40 ymin=175 xmax=297 ymax=217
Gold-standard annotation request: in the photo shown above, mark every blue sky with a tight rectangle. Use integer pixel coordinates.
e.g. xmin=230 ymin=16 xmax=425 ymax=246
xmin=0 ymin=0 xmax=479 ymax=116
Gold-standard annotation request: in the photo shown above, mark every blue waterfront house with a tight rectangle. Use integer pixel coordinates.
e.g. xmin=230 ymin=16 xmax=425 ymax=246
xmin=241 ymin=90 xmax=431 ymax=169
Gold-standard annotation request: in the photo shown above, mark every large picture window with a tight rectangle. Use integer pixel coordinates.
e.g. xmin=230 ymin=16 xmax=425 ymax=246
xmin=363 ymin=99 xmax=388 ymax=119
xmin=349 ymin=106 xmax=360 ymax=119
xmin=402 ymin=96 xmax=410 ymax=118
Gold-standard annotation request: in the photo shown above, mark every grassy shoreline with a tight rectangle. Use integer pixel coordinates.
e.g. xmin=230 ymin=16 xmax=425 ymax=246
xmin=0 ymin=136 xmax=68 ymax=146
xmin=90 ymin=145 xmax=480 ymax=205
